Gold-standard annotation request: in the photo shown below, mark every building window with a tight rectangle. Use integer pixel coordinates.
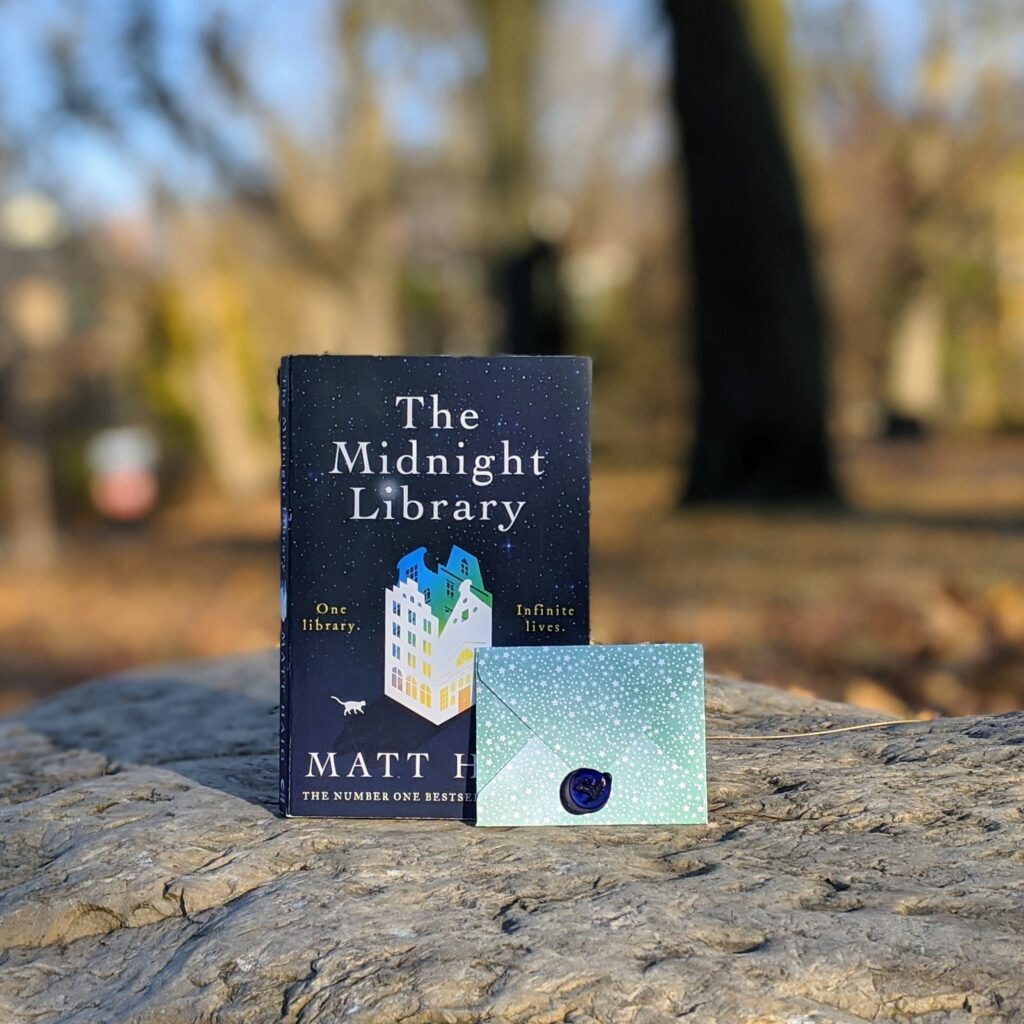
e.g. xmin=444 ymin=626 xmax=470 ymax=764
xmin=424 ymin=588 xmax=431 ymax=602
xmin=446 ymin=580 xmax=455 ymax=597
xmin=423 ymin=663 xmax=432 ymax=678
xmin=423 ymin=640 xmax=432 ymax=655
xmin=391 ymin=643 xmax=400 ymax=659
xmin=406 ymin=565 xmax=418 ymax=582
xmin=462 ymin=609 xmax=469 ymax=621
xmin=406 ymin=675 xmax=417 ymax=698
xmin=392 ymin=622 xmax=400 ymax=638
xmin=407 ymin=653 xmax=416 ymax=668
xmin=407 ymin=631 xmax=416 ymax=647
xmin=424 ymin=620 xmax=432 ymax=635
xmin=456 ymin=647 xmax=473 ymax=666
xmin=408 ymin=609 xmax=416 ymax=624
xmin=392 ymin=600 xmax=400 ymax=616
xmin=440 ymin=689 xmax=449 ymax=710
xmin=391 ymin=667 xmax=402 ymax=689
xmin=420 ymin=685 xmax=432 ymax=708
xmin=460 ymin=558 xmax=469 ymax=576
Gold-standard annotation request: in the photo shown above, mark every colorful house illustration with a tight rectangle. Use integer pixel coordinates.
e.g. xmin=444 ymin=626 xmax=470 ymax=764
xmin=384 ymin=545 xmax=493 ymax=725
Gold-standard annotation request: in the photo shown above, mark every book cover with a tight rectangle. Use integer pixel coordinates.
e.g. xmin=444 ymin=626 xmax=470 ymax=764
xmin=279 ymin=355 xmax=590 ymax=818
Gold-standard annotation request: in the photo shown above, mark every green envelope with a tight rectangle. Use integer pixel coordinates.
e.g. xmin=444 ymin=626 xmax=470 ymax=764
xmin=474 ymin=643 xmax=706 ymax=826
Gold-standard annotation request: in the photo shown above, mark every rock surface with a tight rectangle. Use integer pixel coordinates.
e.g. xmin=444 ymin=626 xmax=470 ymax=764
xmin=1 ymin=652 xmax=1023 ymax=1024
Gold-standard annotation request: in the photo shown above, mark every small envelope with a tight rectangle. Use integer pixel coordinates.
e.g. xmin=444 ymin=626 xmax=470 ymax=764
xmin=474 ymin=644 xmax=706 ymax=826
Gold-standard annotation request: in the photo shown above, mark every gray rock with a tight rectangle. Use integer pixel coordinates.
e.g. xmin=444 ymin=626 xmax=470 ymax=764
xmin=1 ymin=652 xmax=1022 ymax=1023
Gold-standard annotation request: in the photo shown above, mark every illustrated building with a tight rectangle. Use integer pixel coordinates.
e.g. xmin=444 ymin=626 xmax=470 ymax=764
xmin=384 ymin=545 xmax=493 ymax=725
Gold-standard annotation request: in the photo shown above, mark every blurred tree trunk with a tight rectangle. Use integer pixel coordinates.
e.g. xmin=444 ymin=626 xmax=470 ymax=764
xmin=472 ymin=0 xmax=569 ymax=357
xmin=1 ymin=275 xmax=64 ymax=567
xmin=1 ymin=391 xmax=59 ymax=568
xmin=474 ymin=0 xmax=537 ymax=255
xmin=664 ymin=0 xmax=839 ymax=504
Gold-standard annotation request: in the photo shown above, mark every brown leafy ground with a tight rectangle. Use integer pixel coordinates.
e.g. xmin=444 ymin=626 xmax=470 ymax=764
xmin=2 ymin=437 xmax=1024 ymax=716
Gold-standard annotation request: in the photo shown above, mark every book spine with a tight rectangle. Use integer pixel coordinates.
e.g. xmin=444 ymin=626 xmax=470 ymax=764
xmin=278 ymin=357 xmax=292 ymax=816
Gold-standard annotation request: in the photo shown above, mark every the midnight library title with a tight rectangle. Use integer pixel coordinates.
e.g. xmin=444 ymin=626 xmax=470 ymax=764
xmin=328 ymin=393 xmax=546 ymax=532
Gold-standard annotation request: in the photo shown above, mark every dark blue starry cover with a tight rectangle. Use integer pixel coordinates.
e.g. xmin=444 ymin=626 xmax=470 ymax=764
xmin=279 ymin=355 xmax=590 ymax=817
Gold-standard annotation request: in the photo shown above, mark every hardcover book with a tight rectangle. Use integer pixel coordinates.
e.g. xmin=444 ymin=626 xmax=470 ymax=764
xmin=279 ymin=355 xmax=590 ymax=817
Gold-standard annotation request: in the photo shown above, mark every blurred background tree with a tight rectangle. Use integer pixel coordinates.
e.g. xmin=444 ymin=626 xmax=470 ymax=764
xmin=665 ymin=0 xmax=838 ymax=504
xmin=472 ymin=0 xmax=571 ymax=356
xmin=1 ymin=0 xmax=1024 ymax=716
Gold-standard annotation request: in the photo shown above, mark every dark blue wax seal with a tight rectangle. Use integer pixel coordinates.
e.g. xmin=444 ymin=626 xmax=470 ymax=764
xmin=560 ymin=768 xmax=613 ymax=815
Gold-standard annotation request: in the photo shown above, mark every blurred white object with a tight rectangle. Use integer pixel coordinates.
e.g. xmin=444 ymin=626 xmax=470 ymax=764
xmin=0 ymin=192 xmax=66 ymax=250
xmin=85 ymin=427 xmax=160 ymax=522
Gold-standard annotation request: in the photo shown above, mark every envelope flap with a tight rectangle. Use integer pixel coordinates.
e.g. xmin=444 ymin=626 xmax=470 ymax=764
xmin=474 ymin=666 xmax=535 ymax=791
xmin=474 ymin=644 xmax=705 ymax=778
xmin=475 ymin=734 xmax=575 ymax=826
